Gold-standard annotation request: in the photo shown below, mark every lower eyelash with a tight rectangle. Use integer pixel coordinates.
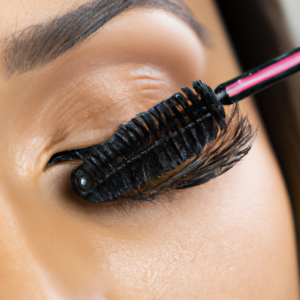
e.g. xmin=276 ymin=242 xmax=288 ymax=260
xmin=63 ymin=80 xmax=255 ymax=203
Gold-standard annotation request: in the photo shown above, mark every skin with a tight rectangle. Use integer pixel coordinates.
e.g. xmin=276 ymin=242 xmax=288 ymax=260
xmin=0 ymin=0 xmax=298 ymax=299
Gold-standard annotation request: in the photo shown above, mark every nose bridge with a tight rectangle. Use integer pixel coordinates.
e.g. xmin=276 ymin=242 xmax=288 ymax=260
xmin=0 ymin=193 xmax=60 ymax=299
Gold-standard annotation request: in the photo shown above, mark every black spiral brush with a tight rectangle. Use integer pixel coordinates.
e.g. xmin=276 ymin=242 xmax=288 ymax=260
xmin=48 ymin=47 xmax=300 ymax=203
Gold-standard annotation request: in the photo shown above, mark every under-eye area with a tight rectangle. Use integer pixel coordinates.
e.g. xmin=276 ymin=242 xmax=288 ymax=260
xmin=48 ymin=80 xmax=255 ymax=204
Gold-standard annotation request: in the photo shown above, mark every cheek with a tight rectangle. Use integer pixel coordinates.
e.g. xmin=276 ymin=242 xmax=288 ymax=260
xmin=1 ymin=140 xmax=296 ymax=299
xmin=24 ymin=161 xmax=202 ymax=297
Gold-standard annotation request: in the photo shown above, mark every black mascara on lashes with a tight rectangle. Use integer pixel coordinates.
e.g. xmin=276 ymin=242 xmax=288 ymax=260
xmin=48 ymin=47 xmax=300 ymax=204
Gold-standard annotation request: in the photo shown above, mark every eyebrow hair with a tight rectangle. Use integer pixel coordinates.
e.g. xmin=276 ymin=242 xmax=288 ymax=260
xmin=3 ymin=0 xmax=204 ymax=77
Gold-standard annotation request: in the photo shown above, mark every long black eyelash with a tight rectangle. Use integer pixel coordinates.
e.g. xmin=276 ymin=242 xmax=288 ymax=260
xmin=48 ymin=80 xmax=255 ymax=203
xmin=156 ymin=105 xmax=254 ymax=192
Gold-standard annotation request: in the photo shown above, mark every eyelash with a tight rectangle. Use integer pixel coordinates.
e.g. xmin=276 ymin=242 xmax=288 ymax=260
xmin=48 ymin=80 xmax=255 ymax=204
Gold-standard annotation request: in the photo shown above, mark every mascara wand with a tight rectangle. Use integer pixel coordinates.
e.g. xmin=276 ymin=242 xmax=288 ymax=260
xmin=214 ymin=47 xmax=300 ymax=105
xmin=48 ymin=47 xmax=300 ymax=204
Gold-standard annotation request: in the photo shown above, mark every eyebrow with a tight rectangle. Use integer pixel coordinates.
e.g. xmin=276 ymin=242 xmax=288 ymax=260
xmin=3 ymin=0 xmax=204 ymax=77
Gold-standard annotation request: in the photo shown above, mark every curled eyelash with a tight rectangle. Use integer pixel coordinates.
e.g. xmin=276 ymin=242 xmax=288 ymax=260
xmin=48 ymin=80 xmax=255 ymax=203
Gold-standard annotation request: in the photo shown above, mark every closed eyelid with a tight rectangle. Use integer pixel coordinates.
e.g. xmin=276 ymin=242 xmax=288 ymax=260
xmin=43 ymin=64 xmax=175 ymax=157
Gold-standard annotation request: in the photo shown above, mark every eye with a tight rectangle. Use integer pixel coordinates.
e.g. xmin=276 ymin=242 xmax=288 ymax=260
xmin=48 ymin=80 xmax=255 ymax=204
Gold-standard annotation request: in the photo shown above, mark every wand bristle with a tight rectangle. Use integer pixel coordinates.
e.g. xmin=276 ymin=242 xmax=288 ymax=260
xmin=67 ymin=80 xmax=254 ymax=203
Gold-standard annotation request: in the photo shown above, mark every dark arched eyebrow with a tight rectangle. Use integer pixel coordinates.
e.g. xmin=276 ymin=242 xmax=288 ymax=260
xmin=3 ymin=0 xmax=204 ymax=77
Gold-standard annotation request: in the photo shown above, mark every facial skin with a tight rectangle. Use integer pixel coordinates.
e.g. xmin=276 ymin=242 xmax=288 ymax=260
xmin=0 ymin=0 xmax=298 ymax=299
